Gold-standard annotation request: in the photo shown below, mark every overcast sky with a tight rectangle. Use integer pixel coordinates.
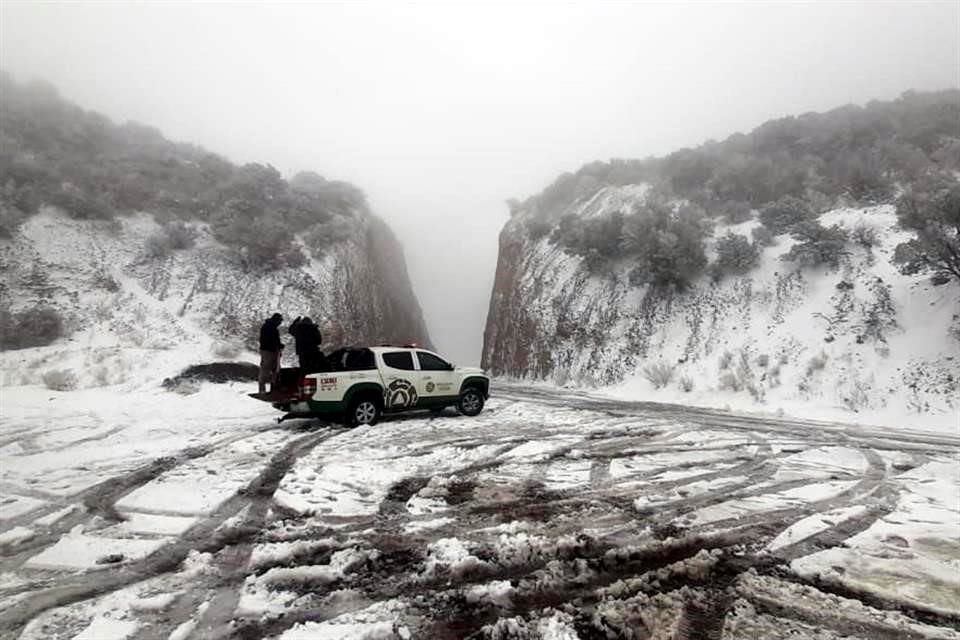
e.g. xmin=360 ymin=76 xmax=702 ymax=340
xmin=2 ymin=1 xmax=958 ymax=363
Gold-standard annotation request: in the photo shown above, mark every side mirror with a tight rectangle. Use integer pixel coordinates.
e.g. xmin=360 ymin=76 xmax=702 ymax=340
xmin=446 ymin=363 xmax=455 ymax=371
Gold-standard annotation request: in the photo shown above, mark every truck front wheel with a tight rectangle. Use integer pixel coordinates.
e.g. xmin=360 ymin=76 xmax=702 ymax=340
xmin=457 ymin=387 xmax=485 ymax=417
xmin=348 ymin=396 xmax=381 ymax=427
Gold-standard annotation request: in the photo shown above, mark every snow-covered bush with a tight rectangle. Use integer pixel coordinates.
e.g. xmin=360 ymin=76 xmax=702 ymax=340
xmin=781 ymin=221 xmax=849 ymax=268
xmin=893 ymin=175 xmax=960 ymax=283
xmin=758 ymin=196 xmax=816 ymax=235
xmin=678 ymin=375 xmax=694 ymax=392
xmin=42 ymin=369 xmax=77 ymax=391
xmin=0 ymin=305 xmax=65 ymax=351
xmin=806 ymin=352 xmax=828 ymax=375
xmin=145 ymin=220 xmax=197 ymax=258
xmin=715 ymin=200 xmax=753 ymax=224
xmin=718 ymin=350 xmax=734 ymax=370
xmin=851 ymin=221 xmax=880 ymax=249
xmin=751 ymin=225 xmax=776 ymax=247
xmin=303 ymin=216 xmax=359 ymax=258
xmin=642 ymin=362 xmax=675 ymax=389
xmin=711 ymin=232 xmax=760 ymax=280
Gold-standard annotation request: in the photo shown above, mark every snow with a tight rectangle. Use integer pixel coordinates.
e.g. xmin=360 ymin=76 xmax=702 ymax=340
xmin=0 ymin=525 xmax=35 ymax=545
xmin=112 ymin=512 xmax=196 ymax=536
xmin=276 ymin=599 xmax=407 ymax=640
xmin=0 ymin=495 xmax=47 ymax=520
xmin=72 ymin=617 xmax=140 ymax=640
xmin=25 ymin=526 xmax=169 ymax=570
xmin=766 ymin=505 xmax=869 ymax=552
xmin=423 ymin=537 xmax=488 ymax=578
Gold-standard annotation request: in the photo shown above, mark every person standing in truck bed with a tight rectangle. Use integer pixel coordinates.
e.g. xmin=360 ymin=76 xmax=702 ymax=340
xmin=258 ymin=313 xmax=284 ymax=393
xmin=289 ymin=316 xmax=325 ymax=373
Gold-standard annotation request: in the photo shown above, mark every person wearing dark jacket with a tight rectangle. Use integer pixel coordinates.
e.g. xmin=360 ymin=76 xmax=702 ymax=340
xmin=288 ymin=316 xmax=325 ymax=373
xmin=258 ymin=313 xmax=284 ymax=393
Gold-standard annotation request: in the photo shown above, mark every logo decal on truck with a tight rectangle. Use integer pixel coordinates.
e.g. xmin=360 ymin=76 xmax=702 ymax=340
xmin=425 ymin=382 xmax=435 ymax=393
xmin=386 ymin=379 xmax=418 ymax=408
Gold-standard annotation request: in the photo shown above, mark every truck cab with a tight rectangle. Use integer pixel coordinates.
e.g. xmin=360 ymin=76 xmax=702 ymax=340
xmin=251 ymin=346 xmax=490 ymax=426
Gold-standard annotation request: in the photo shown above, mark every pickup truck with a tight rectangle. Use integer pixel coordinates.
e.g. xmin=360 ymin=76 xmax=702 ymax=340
xmin=249 ymin=346 xmax=490 ymax=426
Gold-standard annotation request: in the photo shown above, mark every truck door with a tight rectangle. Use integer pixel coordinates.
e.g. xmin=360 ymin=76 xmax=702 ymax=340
xmin=379 ymin=350 xmax=420 ymax=410
xmin=415 ymin=350 xmax=458 ymax=406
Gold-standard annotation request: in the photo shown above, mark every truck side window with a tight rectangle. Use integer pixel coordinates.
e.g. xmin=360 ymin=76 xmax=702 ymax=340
xmin=345 ymin=349 xmax=375 ymax=370
xmin=382 ymin=351 xmax=415 ymax=370
xmin=417 ymin=351 xmax=451 ymax=371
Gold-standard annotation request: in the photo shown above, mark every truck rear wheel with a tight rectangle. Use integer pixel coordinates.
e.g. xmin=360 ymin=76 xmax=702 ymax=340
xmin=457 ymin=387 xmax=484 ymax=417
xmin=348 ymin=396 xmax=381 ymax=427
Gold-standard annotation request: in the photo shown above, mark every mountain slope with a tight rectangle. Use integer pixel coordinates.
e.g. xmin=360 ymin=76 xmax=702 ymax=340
xmin=0 ymin=75 xmax=431 ymax=387
xmin=484 ymin=91 xmax=960 ymax=430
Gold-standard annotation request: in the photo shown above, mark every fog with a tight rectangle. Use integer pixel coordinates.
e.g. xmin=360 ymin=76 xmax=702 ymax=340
xmin=2 ymin=2 xmax=957 ymax=364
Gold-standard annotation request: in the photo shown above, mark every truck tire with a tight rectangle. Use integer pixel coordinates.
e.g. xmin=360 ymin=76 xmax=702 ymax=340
xmin=348 ymin=395 xmax=381 ymax=427
xmin=457 ymin=387 xmax=485 ymax=417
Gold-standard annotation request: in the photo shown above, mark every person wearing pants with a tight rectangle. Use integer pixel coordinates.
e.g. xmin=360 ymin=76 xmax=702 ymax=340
xmin=258 ymin=313 xmax=284 ymax=393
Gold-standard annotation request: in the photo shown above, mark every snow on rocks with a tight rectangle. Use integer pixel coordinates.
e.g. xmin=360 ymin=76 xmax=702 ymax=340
xmin=422 ymin=537 xmax=489 ymax=579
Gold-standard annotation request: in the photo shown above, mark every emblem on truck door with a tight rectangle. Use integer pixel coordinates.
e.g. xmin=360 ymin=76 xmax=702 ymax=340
xmin=425 ymin=382 xmax=435 ymax=393
xmin=386 ymin=379 xmax=418 ymax=408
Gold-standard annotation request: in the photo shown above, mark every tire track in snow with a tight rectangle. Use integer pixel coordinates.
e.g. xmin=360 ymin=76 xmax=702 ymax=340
xmin=0 ymin=427 xmax=339 ymax=638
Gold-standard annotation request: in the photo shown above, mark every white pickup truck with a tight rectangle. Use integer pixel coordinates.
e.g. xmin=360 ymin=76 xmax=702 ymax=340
xmin=250 ymin=346 xmax=490 ymax=426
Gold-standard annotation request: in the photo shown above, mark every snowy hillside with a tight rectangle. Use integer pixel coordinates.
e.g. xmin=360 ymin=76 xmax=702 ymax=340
xmin=483 ymin=188 xmax=959 ymax=430
xmin=0 ymin=206 xmax=430 ymax=390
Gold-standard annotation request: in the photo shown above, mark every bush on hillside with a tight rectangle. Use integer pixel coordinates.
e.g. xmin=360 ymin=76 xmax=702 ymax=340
xmin=42 ymin=369 xmax=77 ymax=391
xmin=211 ymin=204 xmax=305 ymax=271
xmin=303 ymin=216 xmax=359 ymax=257
xmin=892 ymin=174 xmax=960 ymax=283
xmin=711 ymin=233 xmax=760 ymax=280
xmin=851 ymin=221 xmax=881 ymax=250
xmin=751 ymin=225 xmax=776 ymax=247
xmin=781 ymin=221 xmax=849 ymax=268
xmin=758 ymin=196 xmax=816 ymax=235
xmin=145 ymin=220 xmax=198 ymax=258
xmin=714 ymin=200 xmax=753 ymax=224
xmin=642 ymin=362 xmax=675 ymax=389
xmin=0 ymin=306 xmax=65 ymax=350
xmin=622 ymin=203 xmax=709 ymax=289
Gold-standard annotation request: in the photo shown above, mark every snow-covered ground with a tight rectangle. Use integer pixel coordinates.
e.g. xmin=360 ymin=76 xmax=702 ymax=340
xmin=2 ymin=380 xmax=958 ymax=639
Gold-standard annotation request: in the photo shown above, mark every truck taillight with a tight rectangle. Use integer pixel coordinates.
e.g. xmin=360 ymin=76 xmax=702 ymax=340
xmin=299 ymin=378 xmax=317 ymax=400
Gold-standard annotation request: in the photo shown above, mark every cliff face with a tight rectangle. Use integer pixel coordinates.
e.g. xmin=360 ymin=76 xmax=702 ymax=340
xmin=483 ymin=186 xmax=959 ymax=425
xmin=0 ymin=207 xmax=430 ymax=387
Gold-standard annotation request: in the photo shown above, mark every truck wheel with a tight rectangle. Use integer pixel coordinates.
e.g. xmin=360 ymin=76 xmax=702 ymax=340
xmin=457 ymin=387 xmax=484 ymax=416
xmin=349 ymin=397 xmax=381 ymax=427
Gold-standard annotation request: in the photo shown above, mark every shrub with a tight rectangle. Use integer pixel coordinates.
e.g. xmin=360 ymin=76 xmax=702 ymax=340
xmin=751 ymin=225 xmax=776 ymax=247
xmin=718 ymin=371 xmax=742 ymax=392
xmin=145 ymin=220 xmax=198 ymax=258
xmin=715 ymin=200 xmax=753 ymax=224
xmin=806 ymin=352 xmax=828 ymax=375
xmin=678 ymin=375 xmax=695 ymax=392
xmin=42 ymin=369 xmax=77 ymax=391
xmin=0 ymin=306 xmax=65 ymax=350
xmin=758 ymin=196 xmax=816 ymax=235
xmin=0 ymin=200 xmax=27 ymax=238
xmin=211 ymin=205 xmax=305 ymax=271
xmin=711 ymin=233 xmax=760 ymax=280
xmin=781 ymin=221 xmax=849 ymax=268
xmin=642 ymin=362 xmax=675 ymax=389
xmin=852 ymin=221 xmax=880 ymax=249
xmin=892 ymin=176 xmax=960 ymax=283
xmin=303 ymin=216 xmax=359 ymax=257
xmin=622 ymin=203 xmax=709 ymax=289
xmin=718 ymin=350 xmax=734 ymax=370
